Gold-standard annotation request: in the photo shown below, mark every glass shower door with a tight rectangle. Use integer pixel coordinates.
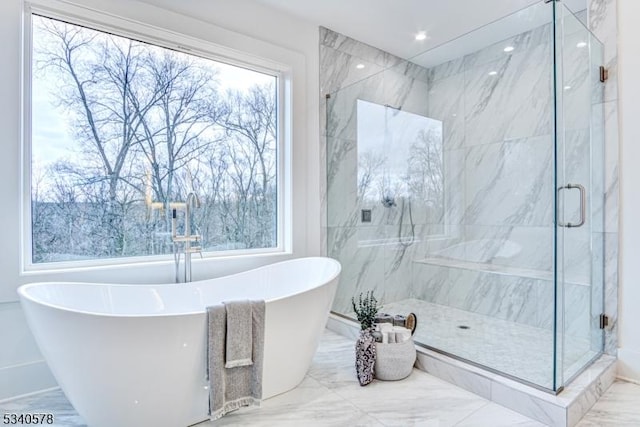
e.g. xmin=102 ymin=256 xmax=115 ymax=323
xmin=554 ymin=2 xmax=605 ymax=390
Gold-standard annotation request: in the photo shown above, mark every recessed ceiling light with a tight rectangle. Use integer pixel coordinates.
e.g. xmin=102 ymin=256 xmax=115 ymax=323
xmin=503 ymin=46 xmax=515 ymax=52
xmin=576 ymin=41 xmax=588 ymax=48
xmin=564 ymin=85 xmax=572 ymax=90
xmin=356 ymin=64 xmax=365 ymax=69
xmin=488 ymin=71 xmax=498 ymax=76
xmin=415 ymin=31 xmax=428 ymax=41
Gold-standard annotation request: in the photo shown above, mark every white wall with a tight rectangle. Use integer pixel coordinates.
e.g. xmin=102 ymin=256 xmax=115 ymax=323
xmin=617 ymin=0 xmax=640 ymax=383
xmin=0 ymin=0 xmax=319 ymax=400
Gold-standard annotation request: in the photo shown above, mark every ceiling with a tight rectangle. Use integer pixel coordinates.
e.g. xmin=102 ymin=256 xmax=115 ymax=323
xmin=253 ymin=0 xmax=587 ymax=61
xmin=137 ymin=0 xmax=588 ymax=67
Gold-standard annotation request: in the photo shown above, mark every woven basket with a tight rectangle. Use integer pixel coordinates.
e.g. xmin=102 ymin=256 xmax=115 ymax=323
xmin=374 ymin=338 xmax=416 ymax=381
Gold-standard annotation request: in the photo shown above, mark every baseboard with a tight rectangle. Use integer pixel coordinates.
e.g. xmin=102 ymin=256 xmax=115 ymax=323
xmin=326 ymin=312 xmax=360 ymax=340
xmin=617 ymin=348 xmax=640 ymax=382
xmin=616 ymin=375 xmax=640 ymax=385
xmin=0 ymin=360 xmax=57 ymax=402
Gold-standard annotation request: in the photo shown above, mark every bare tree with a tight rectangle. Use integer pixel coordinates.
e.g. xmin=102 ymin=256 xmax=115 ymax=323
xmin=213 ymin=84 xmax=277 ymax=248
xmin=35 ymin=17 xmax=152 ymax=256
xmin=358 ymin=150 xmax=385 ymax=202
xmin=126 ymin=48 xmax=224 ymax=250
xmin=31 ymin=15 xmax=279 ymax=262
xmin=407 ymin=128 xmax=444 ymax=219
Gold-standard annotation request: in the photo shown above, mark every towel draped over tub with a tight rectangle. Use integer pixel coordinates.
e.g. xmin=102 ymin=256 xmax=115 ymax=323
xmin=207 ymin=300 xmax=265 ymax=420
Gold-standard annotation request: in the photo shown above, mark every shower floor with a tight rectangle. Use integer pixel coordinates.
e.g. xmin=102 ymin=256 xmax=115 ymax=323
xmin=379 ymin=298 xmax=598 ymax=390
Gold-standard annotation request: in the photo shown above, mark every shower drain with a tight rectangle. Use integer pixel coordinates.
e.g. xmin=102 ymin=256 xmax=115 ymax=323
xmin=458 ymin=325 xmax=470 ymax=330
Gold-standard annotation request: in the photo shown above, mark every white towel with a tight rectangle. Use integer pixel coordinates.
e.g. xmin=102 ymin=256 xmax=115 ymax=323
xmin=378 ymin=323 xmax=393 ymax=332
xmin=387 ymin=332 xmax=397 ymax=343
xmin=393 ymin=326 xmax=412 ymax=343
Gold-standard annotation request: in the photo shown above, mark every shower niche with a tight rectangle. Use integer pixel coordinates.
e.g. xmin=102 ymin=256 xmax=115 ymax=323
xmin=326 ymin=0 xmax=606 ymax=394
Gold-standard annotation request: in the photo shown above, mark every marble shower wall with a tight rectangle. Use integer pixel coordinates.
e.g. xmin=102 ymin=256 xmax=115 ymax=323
xmin=418 ymin=22 xmax=558 ymax=332
xmin=323 ymin=19 xmax=559 ymax=327
xmin=321 ymin=0 xmax=619 ymax=358
xmin=321 ymin=27 xmax=433 ymax=313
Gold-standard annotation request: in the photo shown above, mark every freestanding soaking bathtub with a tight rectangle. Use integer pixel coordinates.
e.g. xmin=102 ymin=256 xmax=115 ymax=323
xmin=18 ymin=257 xmax=341 ymax=427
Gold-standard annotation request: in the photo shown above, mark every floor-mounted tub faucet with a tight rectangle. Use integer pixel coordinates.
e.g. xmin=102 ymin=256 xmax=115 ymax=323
xmin=171 ymin=192 xmax=202 ymax=283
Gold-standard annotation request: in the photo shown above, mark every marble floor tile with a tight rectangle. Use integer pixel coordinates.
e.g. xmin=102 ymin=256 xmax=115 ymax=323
xmin=455 ymin=402 xmax=547 ymax=427
xmin=198 ymin=376 xmax=385 ymax=427
xmin=577 ymin=380 xmax=640 ymax=426
xmin=380 ymin=299 xmax=597 ymax=389
xmin=328 ymin=370 xmax=489 ymax=426
xmin=0 ymin=330 xmax=578 ymax=427
xmin=0 ymin=389 xmax=87 ymax=427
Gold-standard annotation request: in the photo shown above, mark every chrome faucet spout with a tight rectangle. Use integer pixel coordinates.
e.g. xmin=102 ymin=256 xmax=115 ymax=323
xmin=184 ymin=192 xmax=201 ymax=283
xmin=172 ymin=192 xmax=202 ymax=283
xmin=186 ymin=192 xmax=201 ymax=209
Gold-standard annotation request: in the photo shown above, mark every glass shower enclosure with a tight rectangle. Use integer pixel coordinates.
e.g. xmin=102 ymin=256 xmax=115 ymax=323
xmin=325 ymin=1 xmax=604 ymax=392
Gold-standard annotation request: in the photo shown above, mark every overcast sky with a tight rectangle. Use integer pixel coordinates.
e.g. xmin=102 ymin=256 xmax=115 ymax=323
xmin=31 ymin=15 xmax=275 ymax=175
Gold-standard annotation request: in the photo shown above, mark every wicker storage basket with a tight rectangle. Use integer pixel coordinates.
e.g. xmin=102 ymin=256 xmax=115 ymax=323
xmin=374 ymin=338 xmax=416 ymax=381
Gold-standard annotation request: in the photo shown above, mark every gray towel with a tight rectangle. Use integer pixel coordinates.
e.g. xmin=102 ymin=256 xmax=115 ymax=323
xmin=374 ymin=313 xmax=393 ymax=324
xmin=224 ymin=300 xmax=254 ymax=368
xmin=207 ymin=300 xmax=265 ymax=420
xmin=393 ymin=314 xmax=406 ymax=327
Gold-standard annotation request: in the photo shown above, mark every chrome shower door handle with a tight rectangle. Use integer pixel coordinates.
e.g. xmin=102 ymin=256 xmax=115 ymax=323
xmin=557 ymin=183 xmax=586 ymax=228
xmin=571 ymin=183 xmax=586 ymax=227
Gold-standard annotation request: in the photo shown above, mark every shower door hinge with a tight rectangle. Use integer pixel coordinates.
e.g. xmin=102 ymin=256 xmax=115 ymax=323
xmin=599 ymin=313 xmax=609 ymax=329
xmin=600 ymin=66 xmax=609 ymax=83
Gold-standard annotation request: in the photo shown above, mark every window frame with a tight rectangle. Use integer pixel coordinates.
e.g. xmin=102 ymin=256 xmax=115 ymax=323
xmin=21 ymin=0 xmax=292 ymax=272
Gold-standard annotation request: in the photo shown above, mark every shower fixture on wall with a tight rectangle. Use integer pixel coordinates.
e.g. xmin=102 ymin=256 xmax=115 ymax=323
xmin=381 ymin=195 xmax=397 ymax=207
xmin=397 ymin=197 xmax=415 ymax=247
xmin=384 ymin=103 xmax=402 ymax=111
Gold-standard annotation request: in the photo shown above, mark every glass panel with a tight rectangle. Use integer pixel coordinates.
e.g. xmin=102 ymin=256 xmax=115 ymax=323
xmin=327 ymin=0 xmax=561 ymax=390
xmin=590 ymin=36 xmax=606 ymax=359
xmin=326 ymin=72 xmax=388 ymax=315
xmin=355 ymin=100 xmax=444 ymax=241
xmin=554 ymin=2 xmax=605 ymax=387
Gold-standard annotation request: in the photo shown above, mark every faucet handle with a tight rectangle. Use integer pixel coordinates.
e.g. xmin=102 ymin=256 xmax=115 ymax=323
xmin=172 ymin=235 xmax=200 ymax=243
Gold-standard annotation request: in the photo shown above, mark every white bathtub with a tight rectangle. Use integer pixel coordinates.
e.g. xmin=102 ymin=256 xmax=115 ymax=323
xmin=18 ymin=257 xmax=341 ymax=427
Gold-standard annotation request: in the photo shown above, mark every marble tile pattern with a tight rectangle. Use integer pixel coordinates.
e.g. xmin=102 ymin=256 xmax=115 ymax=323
xmin=380 ymin=298 xmax=596 ymax=390
xmin=577 ymin=380 xmax=640 ymax=426
xmin=602 ymin=232 xmax=618 ymax=355
xmin=567 ymin=356 xmax=618 ymax=426
xmin=325 ymin=24 xmax=592 ymax=340
xmin=322 ymin=0 xmax=619 ymax=383
xmin=0 ymin=389 xmax=86 ymax=427
xmin=5 ymin=329 xmax=630 ymax=426
xmin=0 ymin=330 xmax=550 ymax=427
xmin=322 ymin=27 xmax=433 ymax=314
xmin=329 ymin=314 xmax=619 ymax=427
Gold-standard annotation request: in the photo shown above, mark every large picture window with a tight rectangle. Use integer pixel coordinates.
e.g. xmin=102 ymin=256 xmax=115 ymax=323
xmin=29 ymin=13 xmax=280 ymax=264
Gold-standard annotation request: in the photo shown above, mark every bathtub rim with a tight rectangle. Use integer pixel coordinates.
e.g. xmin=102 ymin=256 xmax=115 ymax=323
xmin=17 ymin=256 xmax=341 ymax=318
